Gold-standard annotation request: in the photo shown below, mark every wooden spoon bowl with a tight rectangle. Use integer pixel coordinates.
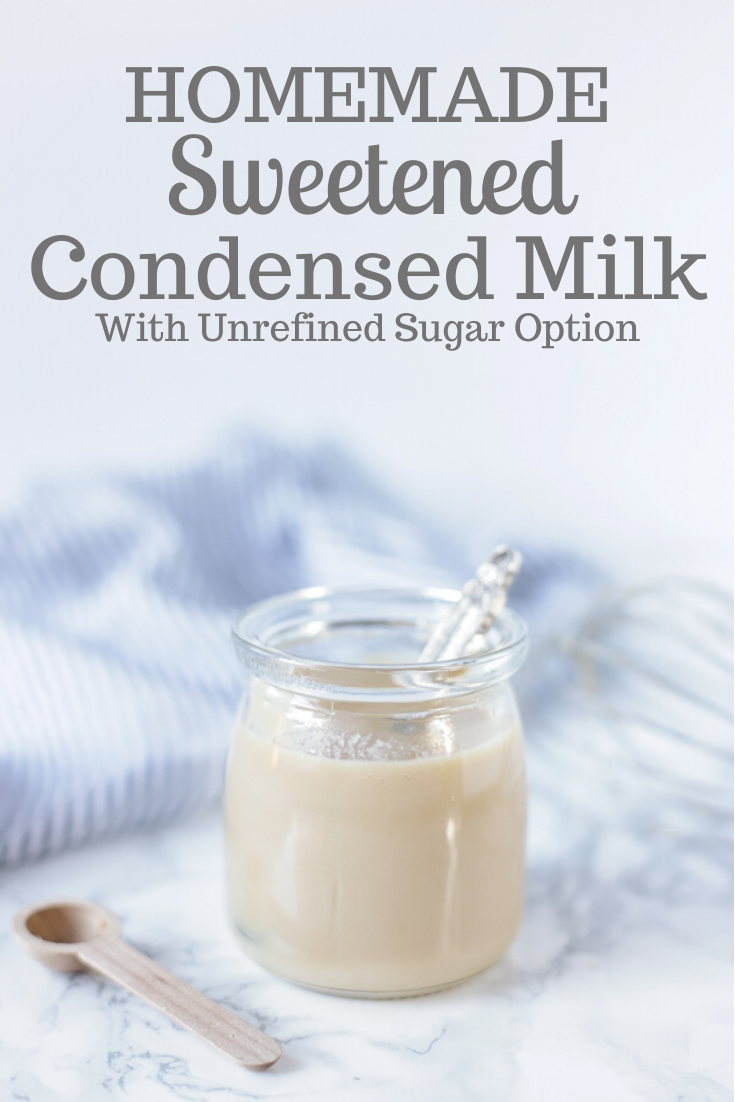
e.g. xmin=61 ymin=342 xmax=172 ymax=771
xmin=15 ymin=899 xmax=121 ymax=972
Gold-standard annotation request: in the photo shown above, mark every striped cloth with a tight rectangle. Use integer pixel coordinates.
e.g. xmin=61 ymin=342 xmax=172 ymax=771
xmin=0 ymin=435 xmax=465 ymax=866
xmin=0 ymin=432 xmax=599 ymax=866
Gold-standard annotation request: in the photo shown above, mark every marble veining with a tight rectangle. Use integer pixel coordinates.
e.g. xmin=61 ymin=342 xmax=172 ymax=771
xmin=1 ymin=709 xmax=731 ymax=1102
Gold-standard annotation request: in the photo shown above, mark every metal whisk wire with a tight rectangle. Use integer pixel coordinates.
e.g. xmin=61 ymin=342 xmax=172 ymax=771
xmin=561 ymin=577 xmax=733 ymax=830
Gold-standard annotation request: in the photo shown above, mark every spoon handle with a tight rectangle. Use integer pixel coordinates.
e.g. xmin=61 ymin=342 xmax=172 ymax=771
xmin=77 ymin=935 xmax=281 ymax=1070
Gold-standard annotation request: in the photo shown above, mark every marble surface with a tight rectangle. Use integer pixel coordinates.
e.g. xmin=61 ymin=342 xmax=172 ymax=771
xmin=1 ymin=736 xmax=732 ymax=1102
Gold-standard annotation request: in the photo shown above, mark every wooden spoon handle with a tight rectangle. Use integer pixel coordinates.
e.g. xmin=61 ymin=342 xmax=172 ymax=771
xmin=77 ymin=935 xmax=281 ymax=1070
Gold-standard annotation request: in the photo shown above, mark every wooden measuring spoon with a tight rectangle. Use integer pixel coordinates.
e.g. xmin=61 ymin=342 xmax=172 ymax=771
xmin=13 ymin=899 xmax=281 ymax=1070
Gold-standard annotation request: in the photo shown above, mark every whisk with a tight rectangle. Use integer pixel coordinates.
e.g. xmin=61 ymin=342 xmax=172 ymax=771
xmin=558 ymin=578 xmax=733 ymax=836
xmin=421 ymin=552 xmax=732 ymax=838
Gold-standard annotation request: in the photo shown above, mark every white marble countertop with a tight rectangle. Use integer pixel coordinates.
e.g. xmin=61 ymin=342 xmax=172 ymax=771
xmin=1 ymin=750 xmax=732 ymax=1102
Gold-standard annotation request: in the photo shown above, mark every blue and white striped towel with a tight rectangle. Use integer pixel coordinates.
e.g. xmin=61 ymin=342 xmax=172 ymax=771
xmin=0 ymin=432 xmax=600 ymax=866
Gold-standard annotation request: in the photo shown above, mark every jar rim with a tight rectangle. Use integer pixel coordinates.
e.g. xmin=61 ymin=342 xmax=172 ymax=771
xmin=231 ymin=585 xmax=528 ymax=701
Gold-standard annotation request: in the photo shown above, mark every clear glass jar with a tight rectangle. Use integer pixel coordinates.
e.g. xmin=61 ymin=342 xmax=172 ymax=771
xmin=225 ymin=586 xmax=528 ymax=998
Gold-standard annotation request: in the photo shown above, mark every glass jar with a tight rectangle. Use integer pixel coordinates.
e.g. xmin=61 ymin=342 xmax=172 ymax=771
xmin=225 ymin=586 xmax=528 ymax=998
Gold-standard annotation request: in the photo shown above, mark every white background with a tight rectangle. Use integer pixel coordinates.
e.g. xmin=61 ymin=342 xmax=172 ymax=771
xmin=1 ymin=0 xmax=732 ymax=582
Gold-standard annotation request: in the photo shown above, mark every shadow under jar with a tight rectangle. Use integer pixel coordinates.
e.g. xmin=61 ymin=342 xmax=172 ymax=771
xmin=226 ymin=586 xmax=528 ymax=998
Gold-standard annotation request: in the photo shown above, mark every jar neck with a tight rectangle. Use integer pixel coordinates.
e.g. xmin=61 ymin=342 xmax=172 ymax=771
xmin=243 ymin=673 xmax=517 ymax=717
xmin=232 ymin=587 xmax=528 ymax=705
